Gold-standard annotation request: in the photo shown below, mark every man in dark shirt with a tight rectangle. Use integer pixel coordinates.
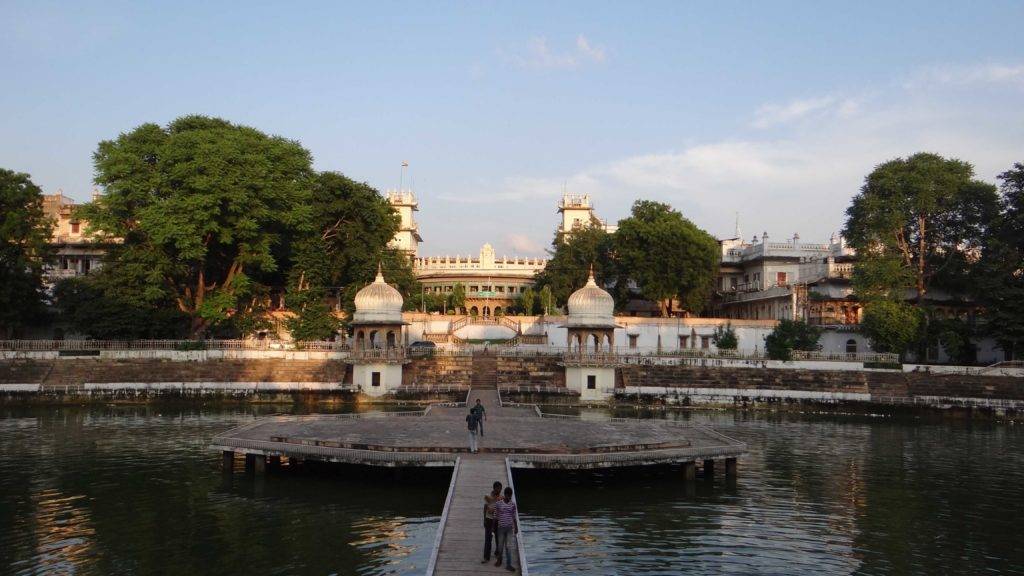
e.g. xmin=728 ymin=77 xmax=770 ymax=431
xmin=470 ymin=398 xmax=487 ymax=437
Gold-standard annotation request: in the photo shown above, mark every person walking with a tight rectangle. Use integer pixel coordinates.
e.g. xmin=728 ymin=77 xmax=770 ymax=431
xmin=493 ymin=486 xmax=519 ymax=571
xmin=481 ymin=481 xmax=502 ymax=563
xmin=466 ymin=409 xmax=480 ymax=453
xmin=470 ymin=398 xmax=487 ymax=437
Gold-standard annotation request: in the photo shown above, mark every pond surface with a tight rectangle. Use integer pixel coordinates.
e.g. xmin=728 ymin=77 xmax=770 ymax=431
xmin=1 ymin=404 xmax=1022 ymax=575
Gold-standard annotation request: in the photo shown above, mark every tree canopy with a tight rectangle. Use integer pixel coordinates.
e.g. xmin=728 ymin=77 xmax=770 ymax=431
xmin=615 ymin=200 xmax=719 ymax=315
xmin=79 ymin=115 xmax=316 ymax=338
xmin=975 ymin=162 xmax=1024 ymax=356
xmin=0 ymin=169 xmax=53 ymax=336
xmin=764 ymin=320 xmax=822 ymax=361
xmin=843 ymin=153 xmax=998 ymax=303
xmin=533 ymin=224 xmax=617 ymax=308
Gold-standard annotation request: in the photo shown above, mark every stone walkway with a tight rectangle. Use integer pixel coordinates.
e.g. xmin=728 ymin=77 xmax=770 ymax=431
xmin=433 ymin=390 xmax=525 ymax=574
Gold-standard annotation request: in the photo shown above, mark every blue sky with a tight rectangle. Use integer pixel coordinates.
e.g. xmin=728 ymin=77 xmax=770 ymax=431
xmin=3 ymin=1 xmax=1023 ymax=255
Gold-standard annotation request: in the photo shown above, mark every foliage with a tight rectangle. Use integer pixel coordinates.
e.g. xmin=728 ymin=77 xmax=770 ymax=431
xmin=975 ymin=162 xmax=1024 ymax=357
xmin=0 ymin=169 xmax=53 ymax=336
xmin=533 ymin=225 xmax=619 ymax=307
xmin=79 ymin=115 xmax=316 ymax=338
xmin=519 ymin=287 xmax=536 ymax=316
xmin=285 ymin=299 xmax=340 ymax=341
xmin=843 ymin=153 xmax=999 ymax=303
xmin=764 ymin=320 xmax=822 ymax=361
xmin=52 ymin=270 xmax=187 ymax=339
xmin=538 ymin=285 xmax=554 ymax=315
xmin=925 ymin=315 xmax=976 ymax=365
xmin=450 ymin=282 xmax=466 ymax=312
xmin=712 ymin=323 xmax=738 ymax=350
xmin=860 ymin=300 xmax=922 ymax=356
xmin=614 ymin=200 xmax=719 ymax=315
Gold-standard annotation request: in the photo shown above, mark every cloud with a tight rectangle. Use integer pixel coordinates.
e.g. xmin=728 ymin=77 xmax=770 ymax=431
xmin=906 ymin=62 xmax=1024 ymax=90
xmin=501 ymin=34 xmax=607 ymax=70
xmin=482 ymin=63 xmax=1023 ymax=243
xmin=752 ymin=95 xmax=862 ymax=129
xmin=505 ymin=233 xmax=544 ymax=254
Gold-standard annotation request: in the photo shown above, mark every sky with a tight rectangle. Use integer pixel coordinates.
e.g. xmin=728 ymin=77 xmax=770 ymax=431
xmin=3 ymin=1 xmax=1023 ymax=256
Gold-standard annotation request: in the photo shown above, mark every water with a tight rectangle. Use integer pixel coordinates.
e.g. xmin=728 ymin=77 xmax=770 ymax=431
xmin=1 ymin=405 xmax=1022 ymax=575
xmin=0 ymin=404 xmax=446 ymax=575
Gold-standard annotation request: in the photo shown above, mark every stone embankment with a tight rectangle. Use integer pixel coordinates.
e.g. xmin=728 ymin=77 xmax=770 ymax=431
xmin=617 ymin=364 xmax=1024 ymax=410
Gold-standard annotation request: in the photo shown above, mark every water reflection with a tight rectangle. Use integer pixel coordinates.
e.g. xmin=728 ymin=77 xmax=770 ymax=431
xmin=0 ymin=405 xmax=445 ymax=576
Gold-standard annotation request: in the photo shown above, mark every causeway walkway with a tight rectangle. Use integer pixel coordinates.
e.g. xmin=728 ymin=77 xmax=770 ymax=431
xmin=431 ymin=390 xmax=524 ymax=574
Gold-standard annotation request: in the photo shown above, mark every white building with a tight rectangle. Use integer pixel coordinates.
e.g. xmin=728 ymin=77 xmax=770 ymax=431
xmin=556 ymin=193 xmax=618 ymax=241
xmin=386 ymin=190 xmax=422 ymax=257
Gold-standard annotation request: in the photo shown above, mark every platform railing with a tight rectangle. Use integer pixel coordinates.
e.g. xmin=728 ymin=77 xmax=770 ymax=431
xmin=0 ymin=339 xmax=348 ymax=351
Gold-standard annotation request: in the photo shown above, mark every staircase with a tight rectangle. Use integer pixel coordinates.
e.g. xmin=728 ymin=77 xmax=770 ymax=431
xmin=470 ymin=351 xmax=498 ymax=389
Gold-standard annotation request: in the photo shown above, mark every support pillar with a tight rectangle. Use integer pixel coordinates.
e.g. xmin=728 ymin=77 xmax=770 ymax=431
xmin=222 ymin=451 xmax=235 ymax=472
xmin=253 ymin=455 xmax=267 ymax=475
xmin=244 ymin=453 xmax=256 ymax=475
xmin=725 ymin=457 xmax=737 ymax=478
xmin=703 ymin=459 xmax=715 ymax=478
xmin=267 ymin=455 xmax=281 ymax=472
xmin=681 ymin=461 xmax=696 ymax=482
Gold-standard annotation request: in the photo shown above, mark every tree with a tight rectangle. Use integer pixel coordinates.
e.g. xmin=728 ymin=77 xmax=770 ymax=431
xmin=520 ymin=287 xmax=536 ymax=316
xmin=843 ymin=153 xmax=999 ymax=304
xmin=712 ymin=323 xmax=738 ymax=350
xmin=860 ymin=300 xmax=922 ymax=356
xmin=976 ymin=162 xmax=1024 ymax=358
xmin=539 ymin=285 xmax=554 ymax=315
xmin=614 ymin=200 xmax=719 ymax=316
xmin=764 ymin=320 xmax=822 ymax=361
xmin=533 ymin=225 xmax=618 ymax=307
xmin=0 ymin=169 xmax=53 ymax=337
xmin=79 ymin=115 xmax=315 ymax=338
xmin=449 ymin=282 xmax=466 ymax=313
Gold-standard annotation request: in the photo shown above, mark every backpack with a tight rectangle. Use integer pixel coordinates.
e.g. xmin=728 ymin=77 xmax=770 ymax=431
xmin=467 ymin=412 xmax=479 ymax=431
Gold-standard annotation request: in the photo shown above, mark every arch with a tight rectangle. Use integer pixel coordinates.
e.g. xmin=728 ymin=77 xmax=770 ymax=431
xmin=574 ymin=332 xmax=583 ymax=352
xmin=355 ymin=330 xmax=366 ymax=350
xmin=386 ymin=330 xmax=397 ymax=348
xmin=846 ymin=339 xmax=857 ymax=355
xmin=494 ymin=306 xmax=503 ymax=316
xmin=470 ymin=306 xmax=479 ymax=317
xmin=368 ymin=330 xmax=379 ymax=348
xmin=483 ymin=306 xmax=491 ymax=318
xmin=604 ymin=332 xmax=613 ymax=350
xmin=591 ymin=333 xmax=601 ymax=352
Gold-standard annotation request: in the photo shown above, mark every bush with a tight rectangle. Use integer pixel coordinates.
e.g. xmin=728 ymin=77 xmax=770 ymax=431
xmin=861 ymin=300 xmax=922 ymax=356
xmin=712 ymin=323 xmax=738 ymax=350
xmin=764 ymin=320 xmax=822 ymax=361
xmin=174 ymin=340 xmax=207 ymax=351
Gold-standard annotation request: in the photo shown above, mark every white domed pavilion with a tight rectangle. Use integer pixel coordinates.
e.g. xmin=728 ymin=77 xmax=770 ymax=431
xmin=350 ymin=266 xmax=407 ymax=351
xmin=565 ymin=267 xmax=618 ymax=352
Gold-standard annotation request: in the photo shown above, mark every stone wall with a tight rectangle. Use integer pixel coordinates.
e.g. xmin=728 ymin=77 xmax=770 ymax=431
xmin=618 ymin=364 xmax=1024 ymax=402
xmin=0 ymin=358 xmax=347 ymax=390
xmin=496 ymin=355 xmax=565 ymax=387
xmin=402 ymin=355 xmax=473 ymax=386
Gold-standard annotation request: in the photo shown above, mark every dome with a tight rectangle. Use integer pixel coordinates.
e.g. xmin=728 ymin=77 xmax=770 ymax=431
xmin=352 ymin=267 xmax=404 ymax=324
xmin=566 ymin=268 xmax=615 ymax=328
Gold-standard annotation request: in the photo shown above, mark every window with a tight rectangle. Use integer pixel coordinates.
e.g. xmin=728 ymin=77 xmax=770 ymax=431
xmin=470 ymin=286 xmax=479 ymax=292
xmin=678 ymin=335 xmax=688 ymax=349
xmin=754 ymin=273 xmax=761 ymax=284
xmin=371 ymin=372 xmax=381 ymax=387
xmin=628 ymin=334 xmax=638 ymax=349
xmin=701 ymin=336 xmax=711 ymax=349
xmin=730 ymin=277 xmax=738 ymax=289
xmin=845 ymin=339 xmax=857 ymax=355
xmin=587 ymin=375 xmax=597 ymax=390
xmin=776 ymin=272 xmax=787 ymax=285
xmin=71 ymin=222 xmax=80 ymax=234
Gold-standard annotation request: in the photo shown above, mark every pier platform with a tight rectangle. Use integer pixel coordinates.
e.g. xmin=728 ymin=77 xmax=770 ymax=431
xmin=210 ymin=389 xmax=746 ymax=574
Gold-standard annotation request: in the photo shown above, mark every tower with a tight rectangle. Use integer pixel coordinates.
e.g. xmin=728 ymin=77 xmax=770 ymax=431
xmin=387 ymin=190 xmax=422 ymax=258
xmin=556 ymin=193 xmax=596 ymax=242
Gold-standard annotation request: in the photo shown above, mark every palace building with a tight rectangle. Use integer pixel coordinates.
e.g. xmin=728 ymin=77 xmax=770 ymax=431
xmin=41 ymin=191 xmax=107 ymax=286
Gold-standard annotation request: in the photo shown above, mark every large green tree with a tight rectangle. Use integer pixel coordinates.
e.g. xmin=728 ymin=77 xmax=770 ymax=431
xmin=614 ymin=200 xmax=719 ymax=315
xmin=764 ymin=320 xmax=822 ymax=361
xmin=79 ymin=115 xmax=315 ymax=337
xmin=0 ymin=169 xmax=53 ymax=336
xmin=286 ymin=171 xmax=415 ymax=332
xmin=975 ymin=162 xmax=1024 ymax=357
xmin=843 ymin=153 xmax=998 ymax=304
xmin=860 ymin=300 xmax=922 ymax=357
xmin=533 ymin=224 xmax=619 ymax=307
